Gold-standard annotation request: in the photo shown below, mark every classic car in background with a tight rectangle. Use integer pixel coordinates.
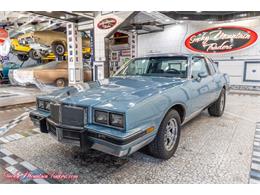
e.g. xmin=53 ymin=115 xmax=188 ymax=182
xmin=30 ymin=53 xmax=229 ymax=159
xmin=18 ymin=30 xmax=91 ymax=58
xmin=0 ymin=62 xmax=21 ymax=84
xmin=11 ymin=38 xmax=91 ymax=61
xmin=11 ymin=38 xmax=39 ymax=61
xmin=9 ymin=61 xmax=92 ymax=87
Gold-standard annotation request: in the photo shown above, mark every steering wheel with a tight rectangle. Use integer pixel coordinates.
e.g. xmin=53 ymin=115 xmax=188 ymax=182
xmin=165 ymin=68 xmax=181 ymax=74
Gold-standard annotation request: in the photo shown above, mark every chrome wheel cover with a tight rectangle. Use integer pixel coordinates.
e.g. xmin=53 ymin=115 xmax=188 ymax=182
xmin=56 ymin=79 xmax=65 ymax=87
xmin=56 ymin=45 xmax=64 ymax=54
xmin=164 ymin=118 xmax=178 ymax=151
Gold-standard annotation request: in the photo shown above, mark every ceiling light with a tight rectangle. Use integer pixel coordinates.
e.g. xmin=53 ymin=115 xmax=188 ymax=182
xmin=196 ymin=11 xmax=202 ymax=13
xmin=208 ymin=21 xmax=213 ymax=24
xmin=165 ymin=19 xmax=170 ymax=22
xmin=179 ymin=20 xmax=184 ymax=23
xmin=230 ymin=19 xmax=235 ymax=22
xmin=60 ymin=16 xmax=66 ymax=19
xmin=46 ymin=11 xmax=52 ymax=13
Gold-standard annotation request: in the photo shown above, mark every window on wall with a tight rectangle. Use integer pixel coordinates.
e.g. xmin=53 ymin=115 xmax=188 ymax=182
xmin=244 ymin=62 xmax=260 ymax=82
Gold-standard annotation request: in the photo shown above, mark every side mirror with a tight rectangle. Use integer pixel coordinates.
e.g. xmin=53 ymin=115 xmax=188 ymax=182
xmin=198 ymin=71 xmax=208 ymax=78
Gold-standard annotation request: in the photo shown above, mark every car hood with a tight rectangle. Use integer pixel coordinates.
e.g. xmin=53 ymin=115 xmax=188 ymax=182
xmin=42 ymin=76 xmax=185 ymax=111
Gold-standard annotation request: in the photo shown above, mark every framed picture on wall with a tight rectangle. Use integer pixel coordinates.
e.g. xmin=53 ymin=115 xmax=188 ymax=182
xmin=111 ymin=51 xmax=119 ymax=62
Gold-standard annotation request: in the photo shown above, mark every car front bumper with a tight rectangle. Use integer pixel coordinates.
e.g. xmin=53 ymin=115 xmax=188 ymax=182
xmin=29 ymin=110 xmax=156 ymax=157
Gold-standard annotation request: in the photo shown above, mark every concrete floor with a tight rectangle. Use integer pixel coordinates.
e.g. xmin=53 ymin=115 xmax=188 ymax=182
xmin=0 ymin=86 xmax=41 ymax=108
xmin=0 ymin=93 xmax=259 ymax=183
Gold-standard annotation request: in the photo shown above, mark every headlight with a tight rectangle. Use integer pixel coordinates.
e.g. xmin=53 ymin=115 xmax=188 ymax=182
xmin=45 ymin=101 xmax=50 ymax=111
xmin=110 ymin=113 xmax=124 ymax=128
xmin=38 ymin=100 xmax=45 ymax=109
xmin=94 ymin=109 xmax=125 ymax=129
xmin=94 ymin=110 xmax=108 ymax=124
xmin=37 ymin=99 xmax=50 ymax=111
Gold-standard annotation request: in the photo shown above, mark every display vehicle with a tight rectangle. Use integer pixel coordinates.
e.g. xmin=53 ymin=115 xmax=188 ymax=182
xmin=9 ymin=61 xmax=92 ymax=87
xmin=29 ymin=53 xmax=229 ymax=159
xmin=18 ymin=30 xmax=90 ymax=58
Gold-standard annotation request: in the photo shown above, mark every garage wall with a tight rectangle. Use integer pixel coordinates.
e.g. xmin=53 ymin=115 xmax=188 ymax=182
xmin=137 ymin=18 xmax=260 ymax=87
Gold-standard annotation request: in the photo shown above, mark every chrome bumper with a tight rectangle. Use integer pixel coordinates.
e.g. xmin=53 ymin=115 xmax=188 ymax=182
xmin=30 ymin=111 xmax=155 ymax=157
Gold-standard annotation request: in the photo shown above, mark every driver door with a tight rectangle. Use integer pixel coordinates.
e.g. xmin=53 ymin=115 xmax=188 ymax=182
xmin=188 ymin=56 xmax=213 ymax=112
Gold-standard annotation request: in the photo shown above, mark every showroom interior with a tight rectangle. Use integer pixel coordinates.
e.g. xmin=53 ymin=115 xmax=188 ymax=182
xmin=0 ymin=11 xmax=260 ymax=184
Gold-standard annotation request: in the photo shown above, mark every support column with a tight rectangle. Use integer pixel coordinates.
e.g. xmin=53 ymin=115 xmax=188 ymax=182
xmin=66 ymin=23 xmax=83 ymax=85
xmin=93 ymin=11 xmax=136 ymax=81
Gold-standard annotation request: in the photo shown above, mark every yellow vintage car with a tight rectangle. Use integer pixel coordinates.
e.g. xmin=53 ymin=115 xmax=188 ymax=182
xmin=11 ymin=38 xmax=91 ymax=61
xmin=18 ymin=30 xmax=91 ymax=59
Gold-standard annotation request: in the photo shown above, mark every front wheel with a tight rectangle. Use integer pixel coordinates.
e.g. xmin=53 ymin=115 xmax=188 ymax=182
xmin=148 ymin=109 xmax=181 ymax=159
xmin=208 ymin=88 xmax=226 ymax=117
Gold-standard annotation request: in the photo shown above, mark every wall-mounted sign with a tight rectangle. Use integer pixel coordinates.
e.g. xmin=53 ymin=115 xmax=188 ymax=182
xmin=185 ymin=26 xmax=258 ymax=53
xmin=97 ymin=18 xmax=117 ymax=30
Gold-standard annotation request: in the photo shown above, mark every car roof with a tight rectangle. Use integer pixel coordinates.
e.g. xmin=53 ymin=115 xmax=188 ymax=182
xmin=140 ymin=53 xmax=206 ymax=58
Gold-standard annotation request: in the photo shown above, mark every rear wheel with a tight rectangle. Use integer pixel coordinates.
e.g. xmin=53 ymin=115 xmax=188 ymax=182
xmin=208 ymin=88 xmax=226 ymax=117
xmin=52 ymin=42 xmax=66 ymax=57
xmin=148 ymin=109 xmax=181 ymax=159
xmin=29 ymin=49 xmax=41 ymax=60
xmin=55 ymin=78 xmax=66 ymax=87
xmin=39 ymin=50 xmax=49 ymax=57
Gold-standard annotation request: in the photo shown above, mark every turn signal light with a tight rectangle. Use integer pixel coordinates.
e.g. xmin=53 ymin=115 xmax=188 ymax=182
xmin=146 ymin=126 xmax=155 ymax=134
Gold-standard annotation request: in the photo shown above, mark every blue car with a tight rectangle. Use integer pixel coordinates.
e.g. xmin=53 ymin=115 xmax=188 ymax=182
xmin=30 ymin=53 xmax=229 ymax=159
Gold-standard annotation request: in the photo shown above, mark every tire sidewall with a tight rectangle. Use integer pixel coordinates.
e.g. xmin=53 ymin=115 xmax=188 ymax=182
xmin=55 ymin=78 xmax=66 ymax=87
xmin=53 ymin=42 xmax=65 ymax=56
xmin=219 ymin=89 xmax=226 ymax=115
xmin=157 ymin=110 xmax=181 ymax=159
xmin=29 ymin=49 xmax=40 ymax=60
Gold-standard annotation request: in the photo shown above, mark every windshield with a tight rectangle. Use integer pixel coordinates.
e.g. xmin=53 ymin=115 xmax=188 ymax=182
xmin=116 ymin=56 xmax=188 ymax=78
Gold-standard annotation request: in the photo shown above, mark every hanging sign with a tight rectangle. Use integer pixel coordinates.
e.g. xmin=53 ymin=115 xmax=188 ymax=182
xmin=185 ymin=26 xmax=258 ymax=53
xmin=97 ymin=18 xmax=117 ymax=30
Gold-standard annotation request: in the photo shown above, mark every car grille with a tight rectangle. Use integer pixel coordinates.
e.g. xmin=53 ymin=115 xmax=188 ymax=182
xmin=50 ymin=103 xmax=85 ymax=128
xmin=50 ymin=103 xmax=60 ymax=123
xmin=61 ymin=105 xmax=85 ymax=127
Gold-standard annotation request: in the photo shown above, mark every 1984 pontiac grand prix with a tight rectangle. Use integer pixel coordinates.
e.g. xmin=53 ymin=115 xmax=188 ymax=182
xmin=30 ymin=53 xmax=229 ymax=159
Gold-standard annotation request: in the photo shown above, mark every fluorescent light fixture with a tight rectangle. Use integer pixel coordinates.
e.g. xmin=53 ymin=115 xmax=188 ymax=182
xmin=196 ymin=11 xmax=202 ymax=13
xmin=60 ymin=16 xmax=66 ymax=19
xmin=179 ymin=20 xmax=184 ymax=23
xmin=165 ymin=19 xmax=170 ymax=22
xmin=208 ymin=21 xmax=213 ymax=24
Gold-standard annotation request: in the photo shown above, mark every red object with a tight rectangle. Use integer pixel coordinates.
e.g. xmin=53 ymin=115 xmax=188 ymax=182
xmin=0 ymin=28 xmax=8 ymax=45
xmin=185 ymin=26 xmax=258 ymax=53
xmin=97 ymin=18 xmax=117 ymax=30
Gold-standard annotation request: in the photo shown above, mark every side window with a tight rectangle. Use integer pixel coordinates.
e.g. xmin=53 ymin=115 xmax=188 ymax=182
xmin=191 ymin=57 xmax=209 ymax=79
xmin=205 ymin=58 xmax=216 ymax=75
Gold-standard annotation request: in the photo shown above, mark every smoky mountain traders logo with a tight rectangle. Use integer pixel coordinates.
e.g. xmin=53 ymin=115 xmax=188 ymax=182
xmin=185 ymin=26 xmax=258 ymax=53
xmin=97 ymin=18 xmax=117 ymax=30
